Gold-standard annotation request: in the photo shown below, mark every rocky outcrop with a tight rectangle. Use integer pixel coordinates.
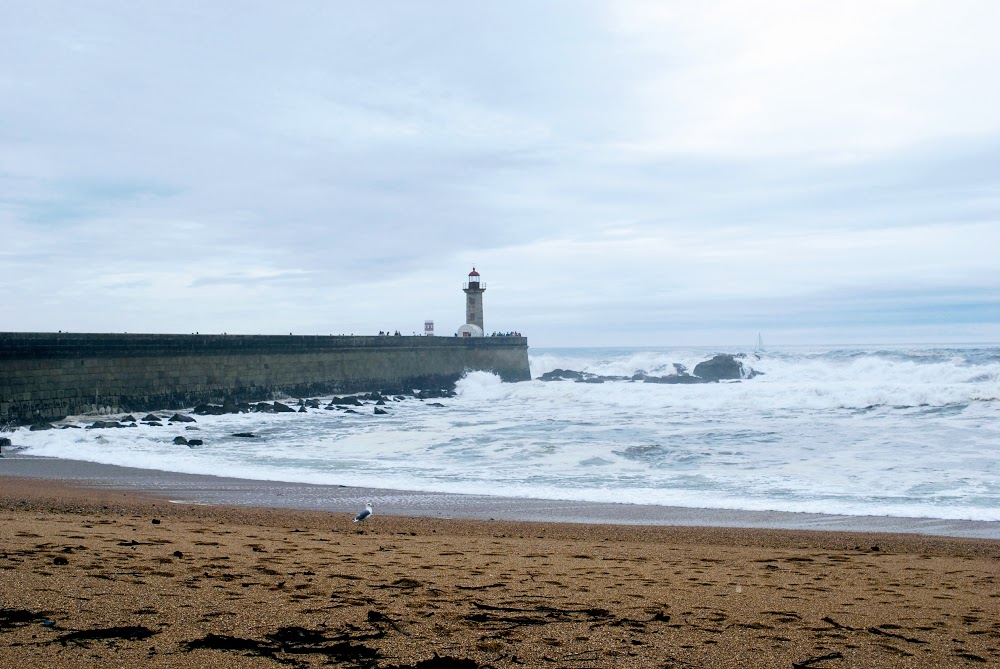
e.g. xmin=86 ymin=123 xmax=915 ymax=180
xmin=416 ymin=388 xmax=456 ymax=399
xmin=693 ymin=354 xmax=747 ymax=381
xmin=192 ymin=399 xmax=248 ymax=415
xmin=538 ymin=369 xmax=589 ymax=382
xmin=538 ymin=369 xmax=630 ymax=383
xmin=328 ymin=396 xmax=363 ymax=407
xmin=641 ymin=374 xmax=711 ymax=384
xmin=35 ymin=385 xmax=492 ymax=451
xmin=86 ymin=420 xmax=134 ymax=429
xmin=537 ymin=354 xmax=760 ymax=385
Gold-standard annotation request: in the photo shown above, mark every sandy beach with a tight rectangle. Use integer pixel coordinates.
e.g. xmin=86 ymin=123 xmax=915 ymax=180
xmin=1 ymin=475 xmax=998 ymax=668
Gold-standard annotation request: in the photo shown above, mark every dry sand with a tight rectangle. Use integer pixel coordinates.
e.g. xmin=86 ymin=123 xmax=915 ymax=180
xmin=1 ymin=476 xmax=998 ymax=668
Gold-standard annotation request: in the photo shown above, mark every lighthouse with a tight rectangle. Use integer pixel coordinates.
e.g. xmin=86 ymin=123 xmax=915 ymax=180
xmin=458 ymin=268 xmax=486 ymax=337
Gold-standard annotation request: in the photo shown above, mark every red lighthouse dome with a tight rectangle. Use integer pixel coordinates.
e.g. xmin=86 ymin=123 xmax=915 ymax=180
xmin=465 ymin=267 xmax=483 ymax=289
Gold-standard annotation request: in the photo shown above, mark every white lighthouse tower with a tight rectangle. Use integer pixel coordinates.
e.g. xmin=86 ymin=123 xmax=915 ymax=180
xmin=458 ymin=267 xmax=486 ymax=337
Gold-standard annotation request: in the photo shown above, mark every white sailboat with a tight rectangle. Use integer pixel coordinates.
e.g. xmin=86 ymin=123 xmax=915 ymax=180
xmin=754 ymin=333 xmax=765 ymax=355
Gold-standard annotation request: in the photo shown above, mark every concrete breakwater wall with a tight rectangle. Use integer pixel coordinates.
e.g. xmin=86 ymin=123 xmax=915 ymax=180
xmin=0 ymin=332 xmax=530 ymax=424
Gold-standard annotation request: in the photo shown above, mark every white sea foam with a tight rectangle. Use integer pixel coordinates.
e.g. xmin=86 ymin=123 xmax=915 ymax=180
xmin=12 ymin=344 xmax=1000 ymax=521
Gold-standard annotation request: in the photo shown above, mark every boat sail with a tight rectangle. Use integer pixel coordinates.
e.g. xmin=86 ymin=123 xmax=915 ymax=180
xmin=754 ymin=333 xmax=765 ymax=354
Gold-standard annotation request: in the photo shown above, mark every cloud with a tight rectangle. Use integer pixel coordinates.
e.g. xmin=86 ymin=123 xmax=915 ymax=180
xmin=605 ymin=0 xmax=1000 ymax=156
xmin=0 ymin=1 xmax=998 ymax=346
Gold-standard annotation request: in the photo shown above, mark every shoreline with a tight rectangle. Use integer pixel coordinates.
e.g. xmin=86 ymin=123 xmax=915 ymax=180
xmin=3 ymin=454 xmax=999 ymax=539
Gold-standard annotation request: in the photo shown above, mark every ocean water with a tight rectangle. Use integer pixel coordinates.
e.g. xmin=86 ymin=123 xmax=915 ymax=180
xmin=9 ymin=344 xmax=1000 ymax=522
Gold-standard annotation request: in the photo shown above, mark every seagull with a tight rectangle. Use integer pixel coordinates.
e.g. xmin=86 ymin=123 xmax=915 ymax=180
xmin=353 ymin=503 xmax=373 ymax=523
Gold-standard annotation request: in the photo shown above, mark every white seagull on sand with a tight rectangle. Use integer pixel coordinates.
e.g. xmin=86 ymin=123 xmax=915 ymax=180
xmin=353 ymin=503 xmax=373 ymax=523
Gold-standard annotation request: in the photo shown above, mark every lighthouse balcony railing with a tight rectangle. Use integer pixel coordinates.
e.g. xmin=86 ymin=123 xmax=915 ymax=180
xmin=463 ymin=282 xmax=486 ymax=290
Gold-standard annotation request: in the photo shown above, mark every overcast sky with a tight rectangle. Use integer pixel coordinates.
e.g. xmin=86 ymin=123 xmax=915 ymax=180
xmin=2 ymin=1 xmax=998 ymax=347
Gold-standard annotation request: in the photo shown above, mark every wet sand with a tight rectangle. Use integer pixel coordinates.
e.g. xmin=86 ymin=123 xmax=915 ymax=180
xmin=1 ymin=476 xmax=998 ymax=668
xmin=4 ymin=455 xmax=999 ymax=539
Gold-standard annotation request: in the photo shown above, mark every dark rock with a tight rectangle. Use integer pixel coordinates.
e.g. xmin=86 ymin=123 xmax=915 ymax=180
xmin=693 ymin=354 xmax=744 ymax=381
xmin=151 ymin=518 xmax=161 ymax=525
xmin=168 ymin=413 xmax=196 ymax=423
xmin=642 ymin=375 xmax=711 ymax=385
xmin=254 ymin=402 xmax=274 ymax=413
xmin=537 ymin=369 xmax=628 ymax=383
xmin=305 ymin=399 xmax=321 ymax=409
xmin=29 ymin=423 xmax=55 ymax=431
xmin=192 ymin=401 xmax=242 ymax=415
xmin=539 ymin=368 xmax=631 ymax=383
xmin=120 ymin=415 xmax=136 ymax=423
xmin=427 ymin=402 xmax=446 ymax=407
xmin=173 ymin=436 xmax=188 ymax=445
xmin=416 ymin=388 xmax=455 ymax=399
xmin=330 ymin=396 xmax=363 ymax=407
xmin=298 ymin=406 xmax=307 ymax=413
xmin=538 ymin=368 xmax=587 ymax=382
xmin=142 ymin=414 xmax=161 ymax=422
xmin=0 ymin=437 xmax=11 ymax=448
xmin=143 ymin=421 xmax=162 ymax=427
xmin=53 ymin=556 xmax=69 ymax=565
xmin=86 ymin=420 xmax=126 ymax=429
xmin=232 ymin=432 xmax=256 ymax=438
xmin=187 ymin=439 xmax=203 ymax=446
xmin=374 ymin=407 xmax=388 ymax=415
xmin=375 ymin=398 xmax=386 ymax=405
xmin=272 ymin=402 xmax=295 ymax=413
xmin=193 ymin=403 xmax=237 ymax=416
